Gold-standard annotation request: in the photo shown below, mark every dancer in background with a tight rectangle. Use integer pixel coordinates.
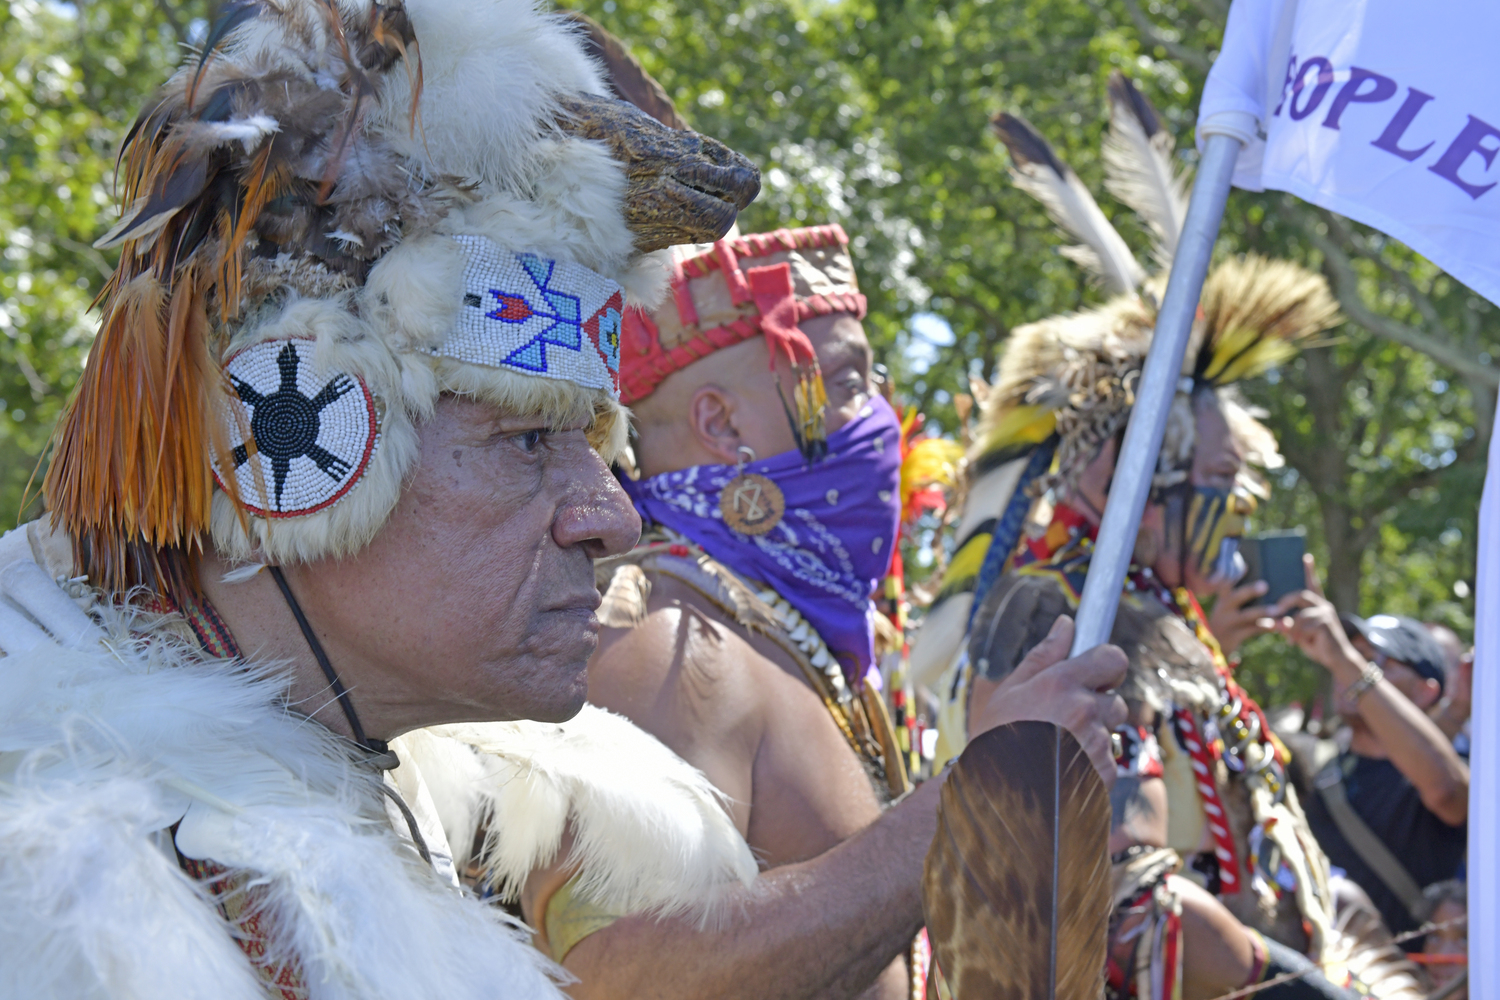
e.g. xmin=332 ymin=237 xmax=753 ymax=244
xmin=910 ymin=73 xmax=1424 ymax=1000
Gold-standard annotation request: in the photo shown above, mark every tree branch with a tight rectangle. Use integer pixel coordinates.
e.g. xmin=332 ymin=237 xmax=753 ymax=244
xmin=1324 ymin=213 xmax=1450 ymax=333
xmin=1310 ymin=230 xmax=1500 ymax=387
xmin=1114 ymin=0 xmax=1212 ymax=72
xmin=153 ymin=0 xmax=193 ymax=47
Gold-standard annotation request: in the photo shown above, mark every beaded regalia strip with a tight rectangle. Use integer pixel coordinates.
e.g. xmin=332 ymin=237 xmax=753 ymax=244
xmin=443 ymin=235 xmax=624 ymax=394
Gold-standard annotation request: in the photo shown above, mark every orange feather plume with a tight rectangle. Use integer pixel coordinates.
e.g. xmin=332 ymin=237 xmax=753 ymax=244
xmin=43 ymin=0 xmax=421 ymax=598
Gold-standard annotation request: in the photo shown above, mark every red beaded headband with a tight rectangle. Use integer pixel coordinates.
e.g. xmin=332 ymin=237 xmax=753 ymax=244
xmin=619 ymin=224 xmax=867 ymax=405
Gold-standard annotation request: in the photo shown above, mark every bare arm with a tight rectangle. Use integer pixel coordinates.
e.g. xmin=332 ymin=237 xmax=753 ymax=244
xmin=1428 ymin=652 xmax=1472 ymax=740
xmin=1275 ymin=558 xmax=1468 ymax=825
xmin=550 ymin=779 xmax=942 ymax=1000
xmin=533 ymin=615 xmax=1127 ymax=1000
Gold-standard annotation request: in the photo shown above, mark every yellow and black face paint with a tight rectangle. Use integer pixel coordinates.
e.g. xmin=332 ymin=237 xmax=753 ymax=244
xmin=1184 ymin=485 xmax=1257 ymax=580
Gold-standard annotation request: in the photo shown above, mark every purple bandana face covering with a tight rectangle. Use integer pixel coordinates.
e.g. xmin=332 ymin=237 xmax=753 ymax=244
xmin=623 ymin=394 xmax=904 ymax=679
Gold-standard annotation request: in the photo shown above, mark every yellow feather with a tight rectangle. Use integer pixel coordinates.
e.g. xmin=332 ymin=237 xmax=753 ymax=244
xmin=940 ymin=531 xmax=994 ymax=593
xmin=978 ymin=405 xmax=1057 ymax=461
xmin=900 ymin=437 xmax=965 ymax=511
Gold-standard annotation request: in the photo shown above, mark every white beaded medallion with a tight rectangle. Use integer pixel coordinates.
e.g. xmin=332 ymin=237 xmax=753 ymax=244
xmin=438 ymin=234 xmax=623 ymax=396
xmin=213 ymin=338 xmax=379 ymax=518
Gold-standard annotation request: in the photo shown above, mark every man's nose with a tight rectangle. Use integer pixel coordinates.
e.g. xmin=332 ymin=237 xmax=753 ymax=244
xmin=552 ymin=452 xmax=642 ymax=559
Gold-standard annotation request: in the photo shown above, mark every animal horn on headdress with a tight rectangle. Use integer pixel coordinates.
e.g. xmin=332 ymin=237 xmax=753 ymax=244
xmin=563 ymin=11 xmax=688 ymax=130
xmin=924 ymin=721 xmax=1111 ymax=998
xmin=991 ymin=112 xmax=1144 ymax=297
xmin=1102 ymin=72 xmax=1191 ymax=270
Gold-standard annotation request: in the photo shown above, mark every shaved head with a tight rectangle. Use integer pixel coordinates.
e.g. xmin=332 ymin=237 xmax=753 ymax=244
xmin=631 ymin=313 xmax=874 ymax=477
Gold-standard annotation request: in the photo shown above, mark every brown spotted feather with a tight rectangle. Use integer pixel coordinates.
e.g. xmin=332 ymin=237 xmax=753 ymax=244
xmin=924 ymin=721 xmax=1111 ymax=999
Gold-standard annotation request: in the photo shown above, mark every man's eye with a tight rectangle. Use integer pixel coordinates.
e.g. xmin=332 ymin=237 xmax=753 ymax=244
xmin=517 ymin=429 xmax=544 ymax=452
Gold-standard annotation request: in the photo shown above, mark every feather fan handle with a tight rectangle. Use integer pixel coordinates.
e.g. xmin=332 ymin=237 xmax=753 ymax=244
xmin=923 ymin=721 xmax=1111 ymax=999
xmin=991 ymin=113 xmax=1144 ymax=296
xmin=1102 ymin=72 xmax=1190 ymax=268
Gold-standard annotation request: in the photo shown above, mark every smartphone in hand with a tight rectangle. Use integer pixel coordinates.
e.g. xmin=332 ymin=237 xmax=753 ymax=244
xmin=1238 ymin=531 xmax=1306 ymax=606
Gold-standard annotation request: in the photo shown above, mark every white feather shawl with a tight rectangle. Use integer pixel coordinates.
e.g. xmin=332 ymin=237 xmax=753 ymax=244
xmin=0 ymin=550 xmax=754 ymax=999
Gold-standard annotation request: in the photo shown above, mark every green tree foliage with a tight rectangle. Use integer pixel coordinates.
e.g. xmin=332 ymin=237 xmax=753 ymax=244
xmin=3 ymin=0 xmax=1492 ymax=711
xmin=0 ymin=0 xmax=213 ymax=516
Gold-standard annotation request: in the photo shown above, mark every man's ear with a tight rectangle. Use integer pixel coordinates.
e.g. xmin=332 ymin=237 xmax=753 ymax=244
xmin=687 ymin=385 xmax=744 ymax=465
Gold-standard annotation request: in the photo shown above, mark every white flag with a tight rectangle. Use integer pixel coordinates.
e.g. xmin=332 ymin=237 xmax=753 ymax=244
xmin=1202 ymin=0 xmax=1500 ymax=304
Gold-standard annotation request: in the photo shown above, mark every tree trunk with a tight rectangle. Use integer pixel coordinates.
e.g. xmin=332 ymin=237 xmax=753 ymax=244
xmin=1299 ymin=348 xmax=1364 ymax=613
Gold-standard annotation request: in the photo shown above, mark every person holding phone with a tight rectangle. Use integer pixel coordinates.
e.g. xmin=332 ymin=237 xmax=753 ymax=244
xmin=1272 ymin=561 xmax=1469 ymax=942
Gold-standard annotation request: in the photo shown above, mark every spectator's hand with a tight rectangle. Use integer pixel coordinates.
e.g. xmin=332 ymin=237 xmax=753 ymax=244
xmin=1452 ymin=651 xmax=1473 ymax=721
xmin=1271 ymin=555 xmax=1363 ymax=679
xmin=970 ymin=615 xmax=1129 ymax=786
xmin=1203 ymin=574 xmax=1273 ymax=655
xmin=1433 ymin=650 xmax=1473 ymax=737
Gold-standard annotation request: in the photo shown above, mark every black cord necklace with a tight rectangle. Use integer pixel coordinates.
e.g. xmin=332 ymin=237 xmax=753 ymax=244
xmin=267 ymin=565 xmax=399 ymax=769
xmin=264 ymin=566 xmax=431 ymax=863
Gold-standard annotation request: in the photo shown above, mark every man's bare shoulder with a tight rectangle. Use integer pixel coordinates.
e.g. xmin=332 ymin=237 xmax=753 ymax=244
xmin=588 ymin=569 xmax=883 ymax=864
xmin=591 ymin=573 xmax=765 ymax=709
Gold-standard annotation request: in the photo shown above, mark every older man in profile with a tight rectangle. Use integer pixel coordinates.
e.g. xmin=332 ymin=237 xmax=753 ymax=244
xmin=0 ymin=0 xmax=779 ymax=995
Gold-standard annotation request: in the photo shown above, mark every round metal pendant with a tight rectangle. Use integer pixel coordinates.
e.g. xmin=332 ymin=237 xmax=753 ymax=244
xmin=213 ymin=338 xmax=378 ymax=518
xmin=719 ymin=472 xmax=785 ymax=535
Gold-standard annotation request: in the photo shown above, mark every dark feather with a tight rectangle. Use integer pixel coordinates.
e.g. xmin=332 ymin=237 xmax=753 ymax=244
xmin=116 ymin=97 xmax=173 ymax=174
xmin=990 ymin=112 xmax=1070 ymax=182
xmin=188 ymin=0 xmax=263 ymax=110
xmin=94 ymin=155 xmax=212 ymax=249
xmin=1107 ymin=71 xmax=1161 ymax=139
xmin=989 ymin=111 xmax=1144 ymax=294
xmin=923 ymin=721 xmax=1111 ymax=999
xmin=195 ymin=82 xmax=242 ymax=124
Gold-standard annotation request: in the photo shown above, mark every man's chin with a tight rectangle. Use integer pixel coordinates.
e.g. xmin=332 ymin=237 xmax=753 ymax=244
xmin=524 ymin=662 xmax=591 ymax=723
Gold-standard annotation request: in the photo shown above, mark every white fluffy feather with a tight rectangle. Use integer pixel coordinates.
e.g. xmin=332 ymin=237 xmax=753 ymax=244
xmin=1102 ymin=77 xmax=1190 ymax=270
xmin=0 ymin=778 xmax=267 ymax=1000
xmin=375 ymin=0 xmax=606 ymax=194
xmin=0 ymin=562 xmax=755 ymax=997
xmin=421 ymin=710 xmax=758 ymax=922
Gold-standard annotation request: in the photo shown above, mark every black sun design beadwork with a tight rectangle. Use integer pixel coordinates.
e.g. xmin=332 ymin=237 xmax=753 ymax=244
xmin=214 ymin=339 xmax=378 ymax=518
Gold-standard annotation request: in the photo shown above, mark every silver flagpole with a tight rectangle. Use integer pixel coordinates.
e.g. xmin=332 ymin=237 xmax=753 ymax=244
xmin=1069 ymin=129 xmax=1246 ymax=656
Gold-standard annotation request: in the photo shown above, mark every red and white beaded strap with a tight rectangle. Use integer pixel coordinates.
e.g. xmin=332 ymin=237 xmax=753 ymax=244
xmin=1172 ymin=706 xmax=1241 ymax=894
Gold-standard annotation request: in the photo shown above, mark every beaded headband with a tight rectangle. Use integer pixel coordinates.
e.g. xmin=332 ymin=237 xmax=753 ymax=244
xmin=619 ymin=225 xmax=866 ymax=406
xmin=441 ymin=236 xmax=624 ymax=396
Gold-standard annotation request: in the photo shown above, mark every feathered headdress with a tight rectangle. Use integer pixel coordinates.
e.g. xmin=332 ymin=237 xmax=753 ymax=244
xmin=43 ymin=0 xmax=759 ymax=598
xmin=907 ymin=72 xmax=1338 ymax=689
